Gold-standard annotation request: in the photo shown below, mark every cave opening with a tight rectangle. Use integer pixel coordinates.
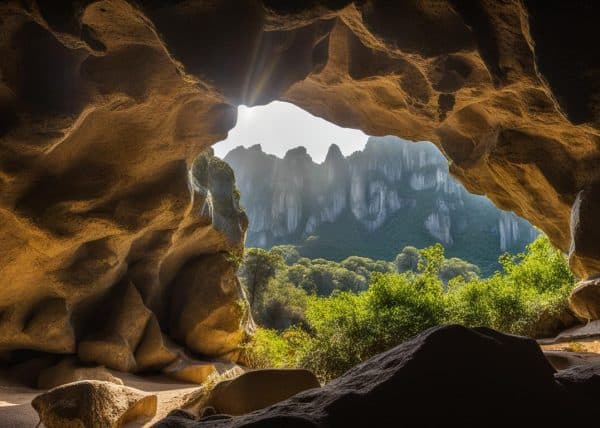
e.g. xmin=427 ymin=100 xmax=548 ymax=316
xmin=198 ymin=100 xmax=592 ymax=365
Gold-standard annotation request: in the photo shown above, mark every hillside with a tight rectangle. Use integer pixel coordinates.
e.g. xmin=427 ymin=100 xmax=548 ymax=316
xmin=224 ymin=136 xmax=538 ymax=275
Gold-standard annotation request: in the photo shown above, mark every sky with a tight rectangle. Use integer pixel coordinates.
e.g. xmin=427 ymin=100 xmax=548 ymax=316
xmin=213 ymin=101 xmax=369 ymax=163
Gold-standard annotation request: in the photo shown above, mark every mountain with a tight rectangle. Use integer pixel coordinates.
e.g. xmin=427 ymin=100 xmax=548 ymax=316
xmin=223 ymin=136 xmax=538 ymax=275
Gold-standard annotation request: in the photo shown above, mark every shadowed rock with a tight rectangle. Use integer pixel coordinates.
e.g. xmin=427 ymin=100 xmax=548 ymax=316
xmin=202 ymin=369 xmax=320 ymax=416
xmin=37 ymin=357 xmax=123 ymax=389
xmin=156 ymin=325 xmax=597 ymax=427
xmin=569 ymin=278 xmax=600 ymax=321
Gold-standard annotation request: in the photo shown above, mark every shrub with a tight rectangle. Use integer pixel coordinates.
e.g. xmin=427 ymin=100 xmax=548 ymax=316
xmin=244 ymin=236 xmax=575 ymax=382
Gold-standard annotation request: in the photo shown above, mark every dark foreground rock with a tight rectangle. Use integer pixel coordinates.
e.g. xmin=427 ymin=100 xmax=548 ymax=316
xmin=156 ymin=325 xmax=599 ymax=427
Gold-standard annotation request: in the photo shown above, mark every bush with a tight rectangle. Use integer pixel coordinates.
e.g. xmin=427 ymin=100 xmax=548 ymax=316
xmin=244 ymin=236 xmax=575 ymax=382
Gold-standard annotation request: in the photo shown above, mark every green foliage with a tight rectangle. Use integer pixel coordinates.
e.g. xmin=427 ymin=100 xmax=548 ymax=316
xmin=270 ymin=245 xmax=301 ymax=265
xmin=395 ymin=246 xmax=420 ymax=273
xmin=239 ymin=248 xmax=284 ymax=310
xmin=244 ymin=236 xmax=575 ymax=383
xmin=255 ymin=276 xmax=309 ymax=331
xmin=439 ymin=257 xmax=480 ymax=284
xmin=242 ymin=327 xmax=311 ymax=369
xmin=275 ymin=257 xmax=369 ymax=296
xmin=445 ymin=235 xmax=574 ymax=336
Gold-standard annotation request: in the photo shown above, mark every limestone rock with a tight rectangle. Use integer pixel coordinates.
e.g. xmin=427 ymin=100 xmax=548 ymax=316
xmin=530 ymin=304 xmax=580 ymax=339
xmin=569 ymin=184 xmax=600 ymax=278
xmin=163 ymin=359 xmax=217 ymax=385
xmin=135 ymin=314 xmax=179 ymax=372
xmin=78 ymin=281 xmax=152 ymax=372
xmin=32 ymin=380 xmax=157 ymax=428
xmin=554 ymin=319 xmax=600 ymax=342
xmin=555 ymin=360 xmax=600 ymax=397
xmin=37 ymin=357 xmax=123 ymax=390
xmin=569 ymin=278 xmax=600 ymax=320
xmin=162 ymin=356 xmax=243 ymax=385
xmin=169 ymin=253 xmax=250 ymax=359
xmin=543 ymin=351 xmax=600 ymax=371
xmin=203 ymin=369 xmax=320 ymax=416
xmin=157 ymin=325 xmax=587 ymax=427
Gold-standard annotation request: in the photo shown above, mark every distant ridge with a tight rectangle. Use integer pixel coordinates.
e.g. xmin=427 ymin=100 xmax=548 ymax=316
xmin=224 ymin=136 xmax=538 ymax=275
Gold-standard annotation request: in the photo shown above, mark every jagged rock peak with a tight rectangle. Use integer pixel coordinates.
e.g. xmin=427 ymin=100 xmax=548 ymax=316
xmin=283 ymin=146 xmax=312 ymax=161
xmin=325 ymin=143 xmax=344 ymax=162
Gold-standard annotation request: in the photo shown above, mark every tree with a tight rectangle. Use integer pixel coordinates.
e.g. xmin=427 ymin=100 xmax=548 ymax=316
xmin=270 ymin=245 xmax=301 ymax=265
xmin=418 ymin=243 xmax=445 ymax=276
xmin=439 ymin=258 xmax=480 ymax=284
xmin=394 ymin=246 xmax=420 ymax=273
xmin=239 ymin=248 xmax=284 ymax=310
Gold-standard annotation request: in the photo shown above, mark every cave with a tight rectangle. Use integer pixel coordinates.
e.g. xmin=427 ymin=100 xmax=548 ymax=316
xmin=1 ymin=0 xmax=599 ymax=426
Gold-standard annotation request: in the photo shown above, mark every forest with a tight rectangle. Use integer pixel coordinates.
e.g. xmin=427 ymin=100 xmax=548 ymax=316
xmin=238 ymin=236 xmax=576 ymax=381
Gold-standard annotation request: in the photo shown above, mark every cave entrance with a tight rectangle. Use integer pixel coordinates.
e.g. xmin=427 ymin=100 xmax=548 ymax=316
xmin=205 ymin=100 xmax=587 ymax=381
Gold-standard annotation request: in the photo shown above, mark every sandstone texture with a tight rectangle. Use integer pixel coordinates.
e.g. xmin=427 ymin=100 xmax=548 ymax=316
xmin=202 ymin=368 xmax=320 ymax=416
xmin=162 ymin=356 xmax=243 ymax=385
xmin=157 ymin=325 xmax=599 ymax=427
xmin=0 ymin=0 xmax=599 ymax=359
xmin=32 ymin=380 xmax=157 ymax=428
xmin=569 ymin=278 xmax=600 ymax=321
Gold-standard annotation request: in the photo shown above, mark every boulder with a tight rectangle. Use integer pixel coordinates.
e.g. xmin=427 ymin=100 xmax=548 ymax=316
xmin=203 ymin=369 xmax=320 ymax=416
xmin=163 ymin=359 xmax=217 ymax=385
xmin=32 ymin=380 xmax=157 ymax=428
xmin=530 ymin=305 xmax=580 ymax=339
xmin=543 ymin=350 xmax=600 ymax=371
xmin=162 ymin=356 xmax=243 ymax=385
xmin=569 ymin=278 xmax=600 ymax=320
xmin=157 ymin=325 xmax=593 ymax=427
xmin=37 ymin=357 xmax=123 ymax=389
xmin=555 ymin=361 xmax=600 ymax=397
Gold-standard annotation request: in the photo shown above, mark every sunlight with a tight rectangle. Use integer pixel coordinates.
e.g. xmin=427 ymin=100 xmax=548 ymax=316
xmin=213 ymin=101 xmax=368 ymax=163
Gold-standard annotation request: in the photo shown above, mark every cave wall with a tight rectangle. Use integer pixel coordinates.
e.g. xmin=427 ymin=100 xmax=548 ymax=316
xmin=0 ymin=0 xmax=599 ymax=362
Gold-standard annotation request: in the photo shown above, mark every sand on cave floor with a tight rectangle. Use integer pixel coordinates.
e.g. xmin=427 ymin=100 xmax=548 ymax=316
xmin=540 ymin=338 xmax=600 ymax=353
xmin=0 ymin=370 xmax=205 ymax=428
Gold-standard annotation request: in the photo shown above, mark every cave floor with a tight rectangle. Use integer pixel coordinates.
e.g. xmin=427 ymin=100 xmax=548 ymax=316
xmin=0 ymin=370 xmax=203 ymax=427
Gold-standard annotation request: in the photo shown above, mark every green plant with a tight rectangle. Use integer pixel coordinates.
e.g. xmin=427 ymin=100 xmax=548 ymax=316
xmin=243 ymin=236 xmax=575 ymax=383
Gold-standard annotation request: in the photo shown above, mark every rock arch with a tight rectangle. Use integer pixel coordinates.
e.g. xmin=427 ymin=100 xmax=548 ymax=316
xmin=0 ymin=0 xmax=598 ymax=363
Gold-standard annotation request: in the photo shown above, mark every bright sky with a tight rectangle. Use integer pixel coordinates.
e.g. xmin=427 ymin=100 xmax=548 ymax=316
xmin=213 ymin=101 xmax=369 ymax=163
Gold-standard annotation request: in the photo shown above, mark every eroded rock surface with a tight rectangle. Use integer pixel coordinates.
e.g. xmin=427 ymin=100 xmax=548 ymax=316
xmin=1 ymin=0 xmax=600 ymax=360
xmin=157 ymin=325 xmax=597 ymax=427
xmin=32 ymin=380 xmax=157 ymax=428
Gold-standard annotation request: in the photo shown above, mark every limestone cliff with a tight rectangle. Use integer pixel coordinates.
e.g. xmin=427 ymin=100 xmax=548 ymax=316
xmin=224 ymin=137 xmax=537 ymax=274
xmin=1 ymin=0 xmax=599 ymax=361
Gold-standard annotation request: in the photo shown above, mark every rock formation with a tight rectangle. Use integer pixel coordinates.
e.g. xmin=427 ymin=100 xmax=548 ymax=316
xmin=32 ymin=380 xmax=157 ymax=428
xmin=156 ymin=325 xmax=600 ymax=427
xmin=224 ymin=136 xmax=537 ymax=273
xmin=201 ymin=368 xmax=320 ymax=416
xmin=1 ymin=0 xmax=599 ymax=363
